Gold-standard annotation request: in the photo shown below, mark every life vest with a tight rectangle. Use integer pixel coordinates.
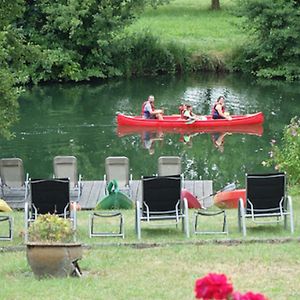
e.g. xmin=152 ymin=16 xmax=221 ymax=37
xmin=212 ymin=103 xmax=225 ymax=118
xmin=179 ymin=105 xmax=188 ymax=119
xmin=141 ymin=101 xmax=147 ymax=115
xmin=142 ymin=101 xmax=155 ymax=118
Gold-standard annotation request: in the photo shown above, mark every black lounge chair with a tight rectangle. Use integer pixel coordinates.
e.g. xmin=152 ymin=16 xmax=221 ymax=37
xmin=238 ymin=172 xmax=294 ymax=236
xmin=24 ymin=178 xmax=76 ymax=241
xmin=136 ymin=174 xmax=189 ymax=239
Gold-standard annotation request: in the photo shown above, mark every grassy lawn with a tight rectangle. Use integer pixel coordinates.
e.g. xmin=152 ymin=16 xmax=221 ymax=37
xmin=0 ymin=188 xmax=299 ymax=299
xmin=126 ymin=0 xmax=246 ymax=57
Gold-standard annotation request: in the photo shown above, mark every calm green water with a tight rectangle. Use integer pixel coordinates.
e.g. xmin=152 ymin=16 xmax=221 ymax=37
xmin=1 ymin=74 xmax=299 ymax=189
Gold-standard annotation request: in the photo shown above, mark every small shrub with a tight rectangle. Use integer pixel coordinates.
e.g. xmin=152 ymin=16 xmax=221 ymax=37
xmin=190 ymin=52 xmax=228 ymax=73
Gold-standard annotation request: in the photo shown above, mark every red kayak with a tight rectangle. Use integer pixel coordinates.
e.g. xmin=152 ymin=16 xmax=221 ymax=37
xmin=214 ymin=189 xmax=246 ymax=209
xmin=117 ymin=112 xmax=264 ymax=128
xmin=181 ymin=189 xmax=203 ymax=209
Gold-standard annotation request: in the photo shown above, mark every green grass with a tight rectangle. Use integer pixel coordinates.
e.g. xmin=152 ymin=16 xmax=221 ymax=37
xmin=1 ymin=243 xmax=300 ymax=299
xmin=0 ymin=188 xmax=299 ymax=299
xmin=126 ymin=0 xmax=246 ymax=57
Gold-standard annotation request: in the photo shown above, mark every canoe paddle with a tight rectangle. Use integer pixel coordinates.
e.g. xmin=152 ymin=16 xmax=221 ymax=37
xmin=198 ymin=182 xmax=236 ymax=208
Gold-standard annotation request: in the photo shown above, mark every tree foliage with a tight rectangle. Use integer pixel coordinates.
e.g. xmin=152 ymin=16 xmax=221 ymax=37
xmin=0 ymin=4 xmax=24 ymax=139
xmin=5 ymin=0 xmax=172 ymax=83
xmin=234 ymin=0 xmax=300 ymax=81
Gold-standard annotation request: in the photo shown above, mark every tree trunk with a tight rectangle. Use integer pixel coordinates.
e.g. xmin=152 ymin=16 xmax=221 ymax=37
xmin=211 ymin=0 xmax=220 ymax=10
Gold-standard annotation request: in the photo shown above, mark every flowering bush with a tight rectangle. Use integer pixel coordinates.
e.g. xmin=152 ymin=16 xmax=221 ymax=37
xmin=195 ymin=273 xmax=233 ymax=299
xmin=232 ymin=291 xmax=268 ymax=300
xmin=194 ymin=273 xmax=268 ymax=300
xmin=262 ymin=117 xmax=300 ymax=185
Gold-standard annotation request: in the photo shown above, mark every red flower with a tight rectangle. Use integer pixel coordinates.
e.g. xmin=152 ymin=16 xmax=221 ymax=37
xmin=195 ymin=273 xmax=233 ymax=299
xmin=232 ymin=291 xmax=268 ymax=300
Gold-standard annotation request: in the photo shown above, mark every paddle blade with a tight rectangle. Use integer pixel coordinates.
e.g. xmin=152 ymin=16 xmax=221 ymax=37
xmin=220 ymin=182 xmax=236 ymax=192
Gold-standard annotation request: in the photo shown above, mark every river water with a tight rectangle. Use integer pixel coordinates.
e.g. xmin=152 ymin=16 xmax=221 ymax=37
xmin=1 ymin=73 xmax=299 ymax=190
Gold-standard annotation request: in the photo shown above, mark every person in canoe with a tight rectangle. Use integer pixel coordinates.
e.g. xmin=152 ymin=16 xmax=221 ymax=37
xmin=212 ymin=96 xmax=232 ymax=120
xmin=179 ymin=104 xmax=207 ymax=122
xmin=142 ymin=95 xmax=164 ymax=120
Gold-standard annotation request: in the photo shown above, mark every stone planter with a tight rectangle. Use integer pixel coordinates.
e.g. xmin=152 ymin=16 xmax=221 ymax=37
xmin=26 ymin=242 xmax=82 ymax=279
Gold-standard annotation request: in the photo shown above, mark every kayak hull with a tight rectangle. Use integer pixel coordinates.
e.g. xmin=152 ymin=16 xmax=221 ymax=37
xmin=117 ymin=112 xmax=264 ymax=128
xmin=117 ymin=124 xmax=263 ymax=137
xmin=214 ymin=189 xmax=246 ymax=209
xmin=181 ymin=189 xmax=202 ymax=209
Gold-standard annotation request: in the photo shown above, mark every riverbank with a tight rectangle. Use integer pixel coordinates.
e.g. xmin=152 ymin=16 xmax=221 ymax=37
xmin=126 ymin=0 xmax=245 ymax=71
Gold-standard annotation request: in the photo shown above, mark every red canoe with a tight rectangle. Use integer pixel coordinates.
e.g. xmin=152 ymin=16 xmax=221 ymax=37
xmin=214 ymin=189 xmax=246 ymax=209
xmin=117 ymin=112 xmax=264 ymax=128
xmin=117 ymin=123 xmax=263 ymax=137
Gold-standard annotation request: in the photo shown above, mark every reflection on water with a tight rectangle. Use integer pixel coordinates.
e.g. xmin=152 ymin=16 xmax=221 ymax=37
xmin=0 ymin=73 xmax=299 ymax=189
xmin=142 ymin=131 xmax=164 ymax=155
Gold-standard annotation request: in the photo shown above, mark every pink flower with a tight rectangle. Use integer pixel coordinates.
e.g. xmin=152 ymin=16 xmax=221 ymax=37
xmin=232 ymin=291 xmax=268 ymax=300
xmin=195 ymin=273 xmax=233 ymax=299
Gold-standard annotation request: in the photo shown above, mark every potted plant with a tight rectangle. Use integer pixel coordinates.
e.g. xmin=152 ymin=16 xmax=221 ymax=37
xmin=26 ymin=214 xmax=82 ymax=279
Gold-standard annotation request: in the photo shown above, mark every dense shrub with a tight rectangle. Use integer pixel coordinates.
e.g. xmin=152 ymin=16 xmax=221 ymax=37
xmin=190 ymin=52 xmax=228 ymax=73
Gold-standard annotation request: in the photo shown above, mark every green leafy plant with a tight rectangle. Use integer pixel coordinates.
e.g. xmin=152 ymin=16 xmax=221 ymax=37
xmin=263 ymin=117 xmax=300 ymax=185
xmin=28 ymin=214 xmax=74 ymax=243
xmin=234 ymin=0 xmax=300 ymax=81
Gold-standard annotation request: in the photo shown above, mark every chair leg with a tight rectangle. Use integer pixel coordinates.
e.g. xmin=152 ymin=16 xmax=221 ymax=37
xmin=136 ymin=201 xmax=141 ymax=240
xmin=120 ymin=214 xmax=125 ymax=239
xmin=183 ymin=198 xmax=190 ymax=238
xmin=0 ymin=216 xmax=13 ymax=241
xmin=88 ymin=213 xmax=93 ymax=238
xmin=193 ymin=212 xmax=198 ymax=234
xmin=288 ymin=196 xmax=294 ymax=234
xmin=222 ymin=211 xmax=228 ymax=234
xmin=238 ymin=198 xmax=246 ymax=237
xmin=193 ymin=210 xmax=227 ymax=235
xmin=89 ymin=212 xmax=124 ymax=238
